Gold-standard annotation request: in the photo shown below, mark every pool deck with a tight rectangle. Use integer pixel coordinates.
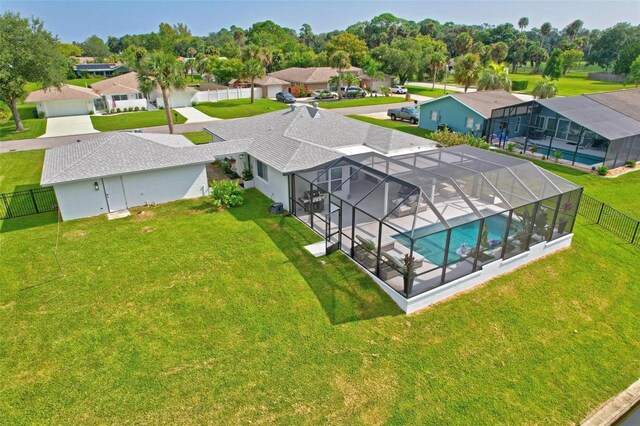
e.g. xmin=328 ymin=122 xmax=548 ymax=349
xmin=582 ymin=378 xmax=640 ymax=426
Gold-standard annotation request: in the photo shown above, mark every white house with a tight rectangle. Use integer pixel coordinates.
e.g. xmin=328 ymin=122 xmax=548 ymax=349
xmin=25 ymin=84 xmax=100 ymax=117
xmin=40 ymin=133 xmax=245 ymax=221
xmin=91 ymin=72 xmax=148 ymax=110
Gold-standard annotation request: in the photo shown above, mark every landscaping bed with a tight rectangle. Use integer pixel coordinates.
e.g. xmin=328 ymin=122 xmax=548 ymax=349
xmin=194 ymin=98 xmax=288 ymax=119
xmin=90 ymin=109 xmax=187 ymax=131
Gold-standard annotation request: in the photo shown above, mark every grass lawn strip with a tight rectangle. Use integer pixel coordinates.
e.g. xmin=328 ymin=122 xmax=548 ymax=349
xmin=0 ymin=105 xmax=47 ymax=142
xmin=405 ymin=85 xmax=448 ymax=98
xmin=509 ymin=71 xmax=626 ymax=96
xmin=0 ymin=149 xmax=45 ymax=192
xmin=347 ymin=115 xmax=431 ymax=138
xmin=194 ymin=98 xmax=288 ymax=119
xmin=90 ymin=110 xmax=187 ymax=132
xmin=318 ymin=96 xmax=406 ymax=109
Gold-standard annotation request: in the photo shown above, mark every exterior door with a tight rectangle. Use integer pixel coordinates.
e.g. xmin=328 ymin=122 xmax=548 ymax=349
xmin=103 ymin=176 xmax=127 ymax=212
xmin=325 ymin=197 xmax=341 ymax=254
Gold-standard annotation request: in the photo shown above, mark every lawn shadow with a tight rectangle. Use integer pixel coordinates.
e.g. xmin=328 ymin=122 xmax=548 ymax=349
xmin=0 ymin=211 xmax=58 ymax=233
xmin=229 ymin=190 xmax=402 ymax=325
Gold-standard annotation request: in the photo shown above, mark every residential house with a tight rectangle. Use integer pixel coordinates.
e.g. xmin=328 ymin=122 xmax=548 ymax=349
xmin=228 ymin=75 xmax=291 ymax=98
xmin=418 ymin=90 xmax=522 ymax=136
xmin=490 ymin=88 xmax=640 ymax=168
xmin=73 ymin=62 xmax=128 ymax=77
xmin=25 ymin=84 xmax=100 ymax=117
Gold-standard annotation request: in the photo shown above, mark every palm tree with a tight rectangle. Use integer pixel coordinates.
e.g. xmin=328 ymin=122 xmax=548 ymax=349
xmin=137 ymin=51 xmax=186 ymax=134
xmin=240 ymin=58 xmax=265 ymax=104
xmin=362 ymin=59 xmax=384 ymax=92
xmin=342 ymin=72 xmax=360 ymax=90
xmin=477 ymin=62 xmax=512 ymax=91
xmin=329 ymin=50 xmax=350 ymax=99
xmin=564 ymin=20 xmax=584 ymax=42
xmin=517 ymin=17 xmax=529 ymax=32
xmin=453 ymin=53 xmax=481 ymax=92
xmin=184 ymin=58 xmax=197 ymax=82
xmin=540 ymin=22 xmax=552 ymax=50
xmin=429 ymin=51 xmax=447 ymax=89
xmin=532 ymin=76 xmax=558 ymax=99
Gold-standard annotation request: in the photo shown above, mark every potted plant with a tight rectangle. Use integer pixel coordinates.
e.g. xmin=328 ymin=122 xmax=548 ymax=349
xmin=242 ymin=167 xmax=254 ymax=188
xmin=402 ymin=254 xmax=417 ymax=295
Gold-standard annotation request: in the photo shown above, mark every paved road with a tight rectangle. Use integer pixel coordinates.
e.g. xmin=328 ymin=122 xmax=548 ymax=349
xmin=0 ymin=121 xmax=217 ymax=153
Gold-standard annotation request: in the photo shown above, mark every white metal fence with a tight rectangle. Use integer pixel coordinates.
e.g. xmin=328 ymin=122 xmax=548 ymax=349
xmin=114 ymin=99 xmax=148 ymax=110
xmin=195 ymin=87 xmax=263 ymax=103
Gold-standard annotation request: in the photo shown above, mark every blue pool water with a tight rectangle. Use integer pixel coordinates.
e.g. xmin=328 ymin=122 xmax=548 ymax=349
xmin=535 ymin=147 xmax=604 ymax=166
xmin=393 ymin=214 xmax=519 ymax=266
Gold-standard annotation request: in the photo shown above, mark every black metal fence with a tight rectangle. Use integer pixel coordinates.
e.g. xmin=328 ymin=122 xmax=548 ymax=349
xmin=578 ymin=193 xmax=639 ymax=246
xmin=0 ymin=187 xmax=58 ymax=220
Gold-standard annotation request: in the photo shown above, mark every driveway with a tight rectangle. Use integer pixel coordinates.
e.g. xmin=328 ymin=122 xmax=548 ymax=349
xmin=173 ymin=107 xmax=218 ymax=123
xmin=39 ymin=116 xmax=98 ymax=138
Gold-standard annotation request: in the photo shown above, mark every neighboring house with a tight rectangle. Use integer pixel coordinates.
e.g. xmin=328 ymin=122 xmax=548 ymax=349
xmin=40 ymin=133 xmax=245 ymax=221
xmin=204 ymin=105 xmax=439 ymax=211
xmin=268 ymin=66 xmax=364 ymax=92
xmin=490 ymin=88 xmax=640 ymax=169
xmin=91 ymin=72 xmax=197 ymax=110
xmin=73 ymin=62 xmax=128 ymax=77
xmin=418 ymin=90 xmax=522 ymax=136
xmin=228 ymin=75 xmax=291 ymax=98
xmin=360 ymin=74 xmax=395 ymax=92
xmin=25 ymin=84 xmax=100 ymax=117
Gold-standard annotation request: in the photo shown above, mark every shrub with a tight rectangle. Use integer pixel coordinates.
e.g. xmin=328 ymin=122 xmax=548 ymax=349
xmin=191 ymin=101 xmax=197 ymax=107
xmin=429 ymin=128 xmax=490 ymax=150
xmin=159 ymin=106 xmax=165 ymax=110
xmin=242 ymin=167 xmax=253 ymax=181
xmin=597 ymin=166 xmax=609 ymax=176
xmin=141 ymin=107 xmax=146 ymax=111
xmin=506 ymin=142 xmax=515 ymax=152
xmin=512 ymin=80 xmax=529 ymax=91
xmin=290 ymin=84 xmax=307 ymax=98
xmin=530 ymin=146 xmax=538 ymax=154
xmin=38 ymin=112 xmax=45 ymax=119
xmin=380 ymin=86 xmax=390 ymax=97
xmin=210 ymin=180 xmax=244 ymax=208
xmin=626 ymin=160 xmax=636 ymax=168
xmin=218 ymin=160 xmax=232 ymax=175
xmin=134 ymin=106 xmax=140 ymax=111
xmin=88 ymin=111 xmax=94 ymax=115
xmin=116 ymin=107 xmax=121 ymax=113
xmin=553 ymin=149 xmax=563 ymax=162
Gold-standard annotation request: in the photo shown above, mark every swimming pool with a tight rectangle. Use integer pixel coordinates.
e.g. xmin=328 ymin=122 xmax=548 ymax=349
xmin=535 ymin=146 xmax=604 ymax=166
xmin=393 ymin=214 xmax=519 ymax=266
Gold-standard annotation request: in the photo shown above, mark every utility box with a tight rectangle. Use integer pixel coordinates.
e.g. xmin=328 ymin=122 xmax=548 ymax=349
xmin=269 ymin=202 xmax=283 ymax=215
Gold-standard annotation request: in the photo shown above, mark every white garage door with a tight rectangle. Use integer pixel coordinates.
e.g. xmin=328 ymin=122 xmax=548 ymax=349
xmin=46 ymin=100 xmax=89 ymax=117
xmin=267 ymin=86 xmax=283 ymax=98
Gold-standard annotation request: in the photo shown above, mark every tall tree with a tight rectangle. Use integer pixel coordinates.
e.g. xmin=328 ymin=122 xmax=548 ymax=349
xmin=77 ymin=34 xmax=110 ymax=58
xmin=240 ymin=58 xmax=265 ymax=103
xmin=532 ymin=76 xmax=558 ymax=99
xmin=477 ymin=62 xmax=512 ymax=91
xmin=328 ymin=50 xmax=350 ymax=98
xmin=361 ymin=57 xmax=384 ymax=91
xmin=326 ymin=32 xmax=367 ymax=65
xmin=626 ymin=56 xmax=640 ymax=87
xmin=489 ymin=41 xmax=509 ymax=63
xmin=136 ymin=51 xmax=186 ymax=134
xmin=453 ymin=53 xmax=481 ymax=92
xmin=299 ymin=23 xmax=314 ymax=47
xmin=564 ymin=20 xmax=584 ymax=42
xmin=371 ymin=37 xmax=423 ymax=84
xmin=0 ymin=12 xmax=67 ymax=132
xmin=540 ymin=22 xmax=552 ymax=49
xmin=543 ymin=49 xmax=564 ymax=79
xmin=529 ymin=44 xmax=549 ymax=74
xmin=518 ymin=17 xmax=529 ymax=32
xmin=428 ymin=50 xmax=447 ymax=89
xmin=342 ymin=72 xmax=360 ymax=89
xmin=454 ymin=32 xmax=473 ymax=56
xmin=560 ymin=49 xmax=584 ymax=74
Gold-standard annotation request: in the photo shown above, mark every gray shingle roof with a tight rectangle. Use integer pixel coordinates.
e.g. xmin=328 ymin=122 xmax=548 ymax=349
xmin=25 ymin=84 xmax=100 ymax=102
xmin=204 ymin=106 xmax=438 ymax=172
xmin=584 ymin=88 xmax=640 ymax=122
xmin=41 ymin=133 xmax=251 ymax=185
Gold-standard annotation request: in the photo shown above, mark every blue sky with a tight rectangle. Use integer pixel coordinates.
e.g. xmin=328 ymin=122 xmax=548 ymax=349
xmin=3 ymin=0 xmax=639 ymax=43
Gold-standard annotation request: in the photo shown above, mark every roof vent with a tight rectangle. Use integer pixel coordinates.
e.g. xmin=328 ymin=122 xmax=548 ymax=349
xmin=290 ymin=104 xmax=296 ymax=112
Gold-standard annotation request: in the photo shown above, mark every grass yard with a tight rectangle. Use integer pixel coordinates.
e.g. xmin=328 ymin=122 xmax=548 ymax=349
xmin=510 ymin=71 xmax=627 ymax=96
xmin=318 ymin=96 xmax=406 ymax=109
xmin=0 ymin=104 xmax=47 ymax=142
xmin=1 ymin=181 xmax=638 ymax=423
xmin=405 ymin=85 xmax=448 ymax=98
xmin=347 ymin=115 xmax=432 ymax=138
xmin=195 ymin=98 xmax=288 ymax=119
xmin=182 ymin=131 xmax=211 ymax=144
xmin=0 ymin=150 xmax=45 ymax=193
xmin=90 ymin=110 xmax=187 ymax=132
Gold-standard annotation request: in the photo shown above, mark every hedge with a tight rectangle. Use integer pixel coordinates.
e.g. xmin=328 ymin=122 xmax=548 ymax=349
xmin=512 ymin=80 xmax=529 ymax=91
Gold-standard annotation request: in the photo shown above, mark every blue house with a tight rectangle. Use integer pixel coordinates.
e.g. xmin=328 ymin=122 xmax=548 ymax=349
xmin=418 ymin=90 xmax=522 ymax=137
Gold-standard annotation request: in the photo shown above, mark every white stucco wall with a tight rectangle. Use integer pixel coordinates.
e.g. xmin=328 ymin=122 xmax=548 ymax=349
xmin=250 ymin=157 xmax=290 ymax=211
xmin=37 ymin=99 xmax=95 ymax=117
xmin=156 ymin=92 xmax=197 ymax=108
xmin=121 ymin=164 xmax=208 ymax=207
xmin=54 ymin=179 xmax=109 ymax=220
xmin=54 ymin=164 xmax=209 ymax=221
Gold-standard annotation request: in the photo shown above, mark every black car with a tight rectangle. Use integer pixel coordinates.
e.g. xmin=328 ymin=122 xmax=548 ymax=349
xmin=276 ymin=92 xmax=296 ymax=103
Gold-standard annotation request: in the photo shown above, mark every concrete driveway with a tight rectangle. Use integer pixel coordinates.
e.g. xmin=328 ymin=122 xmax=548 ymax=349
xmin=39 ymin=115 xmax=98 ymax=138
xmin=174 ymin=107 xmax=218 ymax=123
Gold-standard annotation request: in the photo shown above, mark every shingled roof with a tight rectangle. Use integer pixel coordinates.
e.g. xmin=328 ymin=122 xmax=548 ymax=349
xmin=418 ymin=90 xmax=522 ymax=119
xmin=204 ymin=106 xmax=438 ymax=172
xmin=41 ymin=133 xmax=250 ymax=185
xmin=268 ymin=66 xmax=362 ymax=84
xmin=91 ymin=72 xmax=142 ymax=95
xmin=25 ymin=84 xmax=100 ymax=102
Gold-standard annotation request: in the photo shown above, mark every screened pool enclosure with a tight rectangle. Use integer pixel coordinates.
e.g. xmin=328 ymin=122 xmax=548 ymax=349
xmin=290 ymin=146 xmax=582 ymax=302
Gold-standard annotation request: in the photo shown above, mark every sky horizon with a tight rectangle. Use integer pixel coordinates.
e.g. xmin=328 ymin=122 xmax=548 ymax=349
xmin=3 ymin=0 xmax=639 ymax=43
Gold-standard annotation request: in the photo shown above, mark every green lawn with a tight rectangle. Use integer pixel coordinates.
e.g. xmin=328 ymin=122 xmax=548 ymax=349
xmin=405 ymin=85 xmax=448 ymax=98
xmin=0 ymin=150 xmax=45 ymax=193
xmin=0 ymin=186 xmax=638 ymax=424
xmin=90 ymin=110 xmax=187 ymax=132
xmin=347 ymin=115 xmax=432 ymax=138
xmin=182 ymin=131 xmax=211 ymax=144
xmin=510 ymin=71 xmax=627 ymax=96
xmin=0 ymin=104 xmax=47 ymax=142
xmin=195 ymin=98 xmax=288 ymax=119
xmin=318 ymin=96 xmax=407 ymax=109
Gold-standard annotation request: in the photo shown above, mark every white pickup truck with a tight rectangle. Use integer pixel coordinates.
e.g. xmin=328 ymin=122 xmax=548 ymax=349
xmin=387 ymin=107 xmax=419 ymax=124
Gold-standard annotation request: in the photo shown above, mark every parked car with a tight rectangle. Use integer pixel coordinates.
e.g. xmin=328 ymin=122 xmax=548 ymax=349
xmin=390 ymin=85 xmax=408 ymax=94
xmin=313 ymin=89 xmax=338 ymax=100
xmin=387 ymin=107 xmax=419 ymax=124
xmin=344 ymin=86 xmax=367 ymax=98
xmin=276 ymin=92 xmax=296 ymax=103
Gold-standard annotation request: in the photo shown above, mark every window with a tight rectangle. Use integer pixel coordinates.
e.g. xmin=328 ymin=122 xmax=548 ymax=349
xmin=465 ymin=117 xmax=474 ymax=129
xmin=316 ymin=167 xmax=343 ymax=192
xmin=430 ymin=110 xmax=438 ymax=121
xmin=112 ymin=94 xmax=128 ymax=101
xmin=256 ymin=160 xmax=268 ymax=181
